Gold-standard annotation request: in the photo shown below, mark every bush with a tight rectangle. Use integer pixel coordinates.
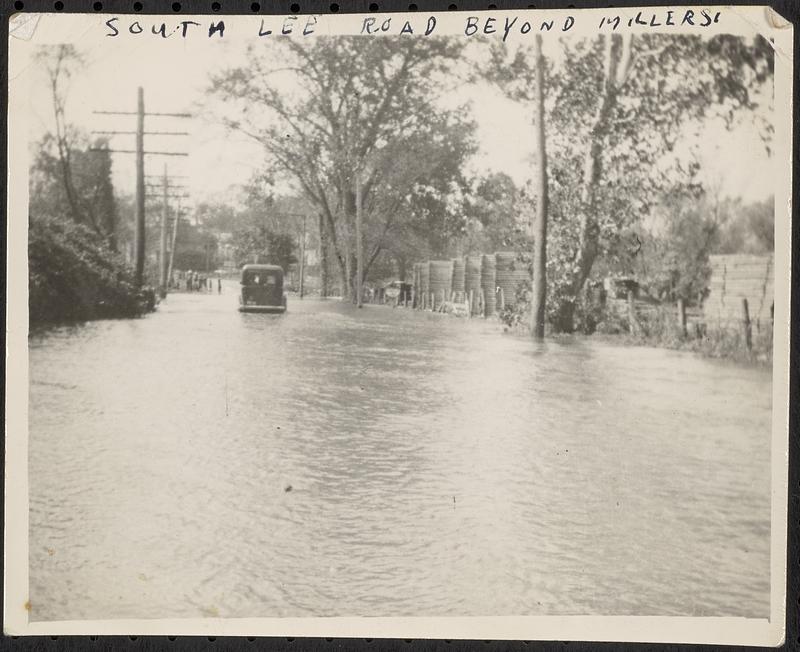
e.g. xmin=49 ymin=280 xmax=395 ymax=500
xmin=604 ymin=302 xmax=773 ymax=365
xmin=498 ymin=280 xmax=772 ymax=365
xmin=498 ymin=278 xmax=531 ymax=331
xmin=29 ymin=214 xmax=148 ymax=325
xmin=499 ymin=278 xmax=605 ymax=335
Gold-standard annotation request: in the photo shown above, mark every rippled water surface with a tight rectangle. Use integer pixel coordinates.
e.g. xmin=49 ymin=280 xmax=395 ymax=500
xmin=29 ymin=287 xmax=772 ymax=620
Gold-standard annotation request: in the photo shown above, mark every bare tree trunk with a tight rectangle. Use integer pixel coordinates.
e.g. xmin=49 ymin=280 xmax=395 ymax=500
xmin=318 ymin=212 xmax=329 ymax=298
xmin=48 ymin=47 xmax=82 ymax=226
xmin=558 ymin=33 xmax=634 ymax=332
xmin=356 ymin=171 xmax=363 ymax=308
xmin=339 ymin=263 xmax=348 ymax=300
xmin=298 ymin=214 xmax=306 ymax=299
xmin=341 ymin=189 xmax=358 ymax=302
xmin=343 ymin=240 xmax=353 ymax=302
xmin=530 ymin=33 xmax=548 ymax=339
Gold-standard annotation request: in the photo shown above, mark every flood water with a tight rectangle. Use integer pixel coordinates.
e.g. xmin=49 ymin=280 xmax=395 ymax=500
xmin=28 ymin=286 xmax=773 ymax=621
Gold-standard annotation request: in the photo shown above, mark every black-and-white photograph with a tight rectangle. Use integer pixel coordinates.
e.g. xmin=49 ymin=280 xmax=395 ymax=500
xmin=4 ymin=7 xmax=792 ymax=643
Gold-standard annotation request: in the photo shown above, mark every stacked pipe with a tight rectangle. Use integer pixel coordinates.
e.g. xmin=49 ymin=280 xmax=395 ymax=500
xmin=481 ymin=254 xmax=497 ymax=316
xmin=429 ymin=260 xmax=454 ymax=311
xmin=451 ymin=258 xmax=465 ymax=297
xmin=464 ymin=255 xmax=482 ymax=315
xmin=419 ymin=262 xmax=430 ymax=309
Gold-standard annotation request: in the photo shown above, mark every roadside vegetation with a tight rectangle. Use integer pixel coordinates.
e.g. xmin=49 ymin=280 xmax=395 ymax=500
xmin=29 ymin=215 xmax=145 ymax=325
xmin=497 ymin=191 xmax=774 ymax=364
xmin=28 ymin=34 xmax=775 ymax=359
xmin=29 ymin=46 xmax=152 ymax=328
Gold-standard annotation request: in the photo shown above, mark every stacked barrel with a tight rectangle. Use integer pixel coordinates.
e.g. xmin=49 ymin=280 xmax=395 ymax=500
xmin=409 ymin=252 xmax=526 ymax=316
xmin=451 ymin=258 xmax=465 ymax=299
xmin=481 ymin=254 xmax=497 ymax=316
xmin=464 ymin=255 xmax=482 ymax=315
xmin=419 ymin=262 xmax=430 ymax=309
xmin=429 ymin=260 xmax=453 ymax=311
xmin=495 ymin=252 xmax=529 ymax=309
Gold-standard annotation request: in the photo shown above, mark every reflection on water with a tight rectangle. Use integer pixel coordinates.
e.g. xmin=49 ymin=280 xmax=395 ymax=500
xmin=29 ymin=288 xmax=772 ymax=620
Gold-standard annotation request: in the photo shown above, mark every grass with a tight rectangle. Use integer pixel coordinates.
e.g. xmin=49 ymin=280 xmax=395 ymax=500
xmin=500 ymin=303 xmax=773 ymax=367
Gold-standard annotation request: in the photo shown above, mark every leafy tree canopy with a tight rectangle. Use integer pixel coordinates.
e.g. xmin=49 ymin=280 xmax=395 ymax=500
xmin=208 ymin=36 xmax=476 ymax=294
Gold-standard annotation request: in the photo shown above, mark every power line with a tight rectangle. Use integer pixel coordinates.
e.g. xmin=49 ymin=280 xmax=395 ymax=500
xmin=92 ymin=130 xmax=190 ymax=136
xmin=90 ymin=148 xmax=188 ymax=157
xmin=94 ymin=87 xmax=191 ymax=287
xmin=93 ymin=110 xmax=192 ymax=118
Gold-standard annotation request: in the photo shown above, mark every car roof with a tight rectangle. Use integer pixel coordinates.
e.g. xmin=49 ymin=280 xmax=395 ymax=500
xmin=241 ymin=264 xmax=283 ymax=272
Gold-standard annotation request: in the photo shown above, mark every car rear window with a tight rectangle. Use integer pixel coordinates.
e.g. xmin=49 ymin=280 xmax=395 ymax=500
xmin=243 ymin=271 xmax=279 ymax=285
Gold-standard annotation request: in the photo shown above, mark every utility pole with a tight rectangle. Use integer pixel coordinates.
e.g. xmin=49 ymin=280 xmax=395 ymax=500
xmin=530 ymin=34 xmax=549 ymax=340
xmin=91 ymin=89 xmax=190 ymax=289
xmin=158 ymin=163 xmax=169 ymax=297
xmin=167 ymin=199 xmax=181 ymax=286
xmin=355 ymin=171 xmax=363 ymax=309
xmin=299 ymin=214 xmax=307 ymax=299
xmin=135 ymin=87 xmax=146 ymax=287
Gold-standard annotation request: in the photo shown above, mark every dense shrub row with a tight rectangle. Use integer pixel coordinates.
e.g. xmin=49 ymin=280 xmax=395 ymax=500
xmin=29 ymin=214 xmax=149 ymax=326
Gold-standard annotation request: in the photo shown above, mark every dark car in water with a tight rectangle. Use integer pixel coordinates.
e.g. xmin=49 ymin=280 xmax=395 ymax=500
xmin=238 ymin=264 xmax=287 ymax=313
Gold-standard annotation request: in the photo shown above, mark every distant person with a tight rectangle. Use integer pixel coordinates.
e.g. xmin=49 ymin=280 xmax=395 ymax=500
xmin=217 ymin=277 xmax=222 ymax=294
xmin=208 ymin=277 xmax=213 ymax=292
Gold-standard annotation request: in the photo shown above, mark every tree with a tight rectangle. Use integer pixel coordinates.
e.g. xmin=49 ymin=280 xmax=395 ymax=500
xmin=208 ymin=37 xmax=475 ymax=299
xmin=487 ymin=33 xmax=773 ymax=331
xmin=32 ymin=45 xmax=120 ymax=250
xmin=36 ymin=45 xmax=84 ymax=226
xmin=627 ymin=190 xmax=774 ymax=307
xmin=231 ymin=213 xmax=297 ymax=270
xmin=194 ymin=201 xmax=238 ymax=233
xmin=461 ymin=172 xmax=527 ymax=253
xmin=739 ymin=197 xmax=775 ymax=253
xmin=30 ymin=135 xmax=120 ymax=252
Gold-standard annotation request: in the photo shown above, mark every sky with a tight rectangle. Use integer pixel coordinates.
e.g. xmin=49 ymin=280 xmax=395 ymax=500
xmin=23 ymin=32 xmax=775 ymax=212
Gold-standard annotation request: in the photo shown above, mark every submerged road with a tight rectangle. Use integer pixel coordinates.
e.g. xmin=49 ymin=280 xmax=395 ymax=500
xmin=29 ymin=286 xmax=773 ymax=620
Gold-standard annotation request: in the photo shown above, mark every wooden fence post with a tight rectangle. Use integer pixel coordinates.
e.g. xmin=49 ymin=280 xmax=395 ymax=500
xmin=468 ymin=290 xmax=474 ymax=317
xmin=742 ymin=297 xmax=752 ymax=350
xmin=677 ymin=298 xmax=687 ymax=338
